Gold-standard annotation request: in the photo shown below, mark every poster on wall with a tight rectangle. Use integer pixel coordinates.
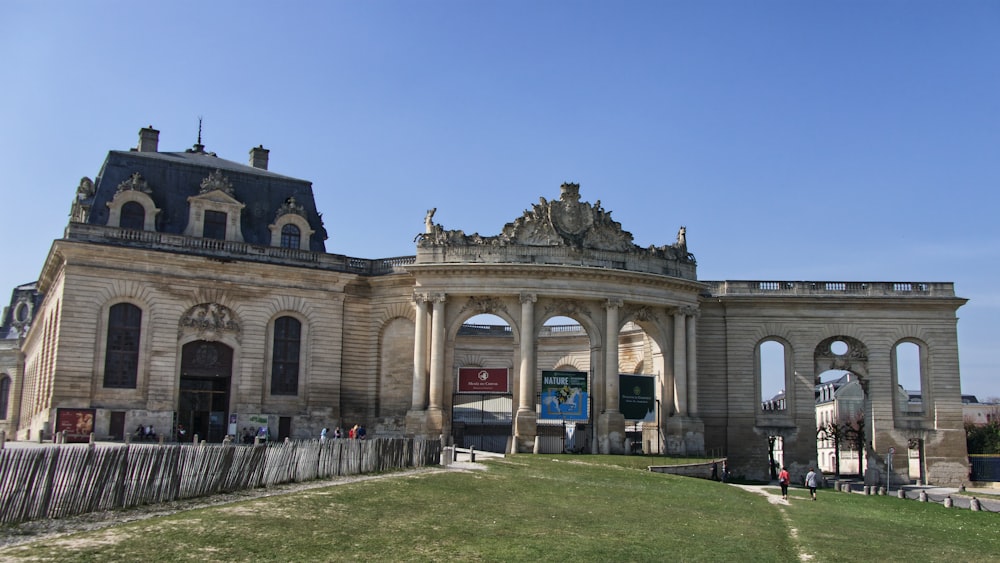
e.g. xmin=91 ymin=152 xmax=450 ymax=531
xmin=55 ymin=408 xmax=96 ymax=443
xmin=458 ymin=368 xmax=510 ymax=393
xmin=619 ymin=374 xmax=656 ymax=422
xmin=540 ymin=370 xmax=589 ymax=420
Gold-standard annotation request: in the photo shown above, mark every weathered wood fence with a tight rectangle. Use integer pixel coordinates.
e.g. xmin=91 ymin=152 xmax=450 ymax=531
xmin=0 ymin=437 xmax=440 ymax=526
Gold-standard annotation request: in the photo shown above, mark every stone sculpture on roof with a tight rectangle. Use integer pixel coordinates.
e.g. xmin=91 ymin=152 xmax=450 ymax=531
xmin=417 ymin=182 xmax=694 ymax=263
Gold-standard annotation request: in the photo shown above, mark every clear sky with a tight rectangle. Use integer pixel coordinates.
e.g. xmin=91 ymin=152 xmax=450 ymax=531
xmin=2 ymin=1 xmax=997 ymax=399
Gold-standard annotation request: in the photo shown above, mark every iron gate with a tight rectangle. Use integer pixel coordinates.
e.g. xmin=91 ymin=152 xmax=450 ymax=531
xmin=452 ymin=393 xmax=513 ymax=453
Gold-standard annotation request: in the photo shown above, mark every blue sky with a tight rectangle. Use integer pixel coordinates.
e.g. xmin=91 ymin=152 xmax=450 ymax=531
xmin=2 ymin=2 xmax=997 ymax=398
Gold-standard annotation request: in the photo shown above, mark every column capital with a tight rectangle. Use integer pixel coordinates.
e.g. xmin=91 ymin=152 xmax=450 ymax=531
xmin=413 ymin=292 xmax=430 ymax=304
xmin=673 ymin=305 xmax=699 ymax=317
xmin=431 ymin=292 xmax=448 ymax=304
xmin=519 ymin=292 xmax=537 ymax=305
xmin=605 ymin=298 xmax=623 ymax=310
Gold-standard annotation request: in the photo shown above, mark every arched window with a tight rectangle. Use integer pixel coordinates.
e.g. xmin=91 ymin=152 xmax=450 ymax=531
xmin=0 ymin=376 xmax=9 ymax=419
xmin=120 ymin=201 xmax=146 ymax=230
xmin=104 ymin=303 xmax=142 ymax=388
xmin=280 ymin=224 xmax=301 ymax=249
xmin=271 ymin=316 xmax=301 ymax=395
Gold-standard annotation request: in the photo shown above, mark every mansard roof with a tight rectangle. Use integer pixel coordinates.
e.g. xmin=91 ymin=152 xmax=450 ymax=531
xmin=83 ymin=147 xmax=328 ymax=251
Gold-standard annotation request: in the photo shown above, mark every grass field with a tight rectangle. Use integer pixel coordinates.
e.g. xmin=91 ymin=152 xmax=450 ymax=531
xmin=0 ymin=455 xmax=997 ymax=562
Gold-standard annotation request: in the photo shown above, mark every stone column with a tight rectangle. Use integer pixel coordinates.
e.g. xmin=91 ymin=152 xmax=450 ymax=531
xmin=411 ymin=293 xmax=429 ymax=409
xmin=597 ymin=298 xmax=626 ymax=454
xmin=685 ymin=307 xmax=698 ymax=416
xmin=514 ymin=293 xmax=538 ymax=451
xmin=604 ymin=299 xmax=622 ymax=414
xmin=665 ymin=306 xmax=704 ymax=456
xmin=427 ymin=293 xmax=447 ymax=435
xmin=673 ymin=310 xmax=688 ymax=416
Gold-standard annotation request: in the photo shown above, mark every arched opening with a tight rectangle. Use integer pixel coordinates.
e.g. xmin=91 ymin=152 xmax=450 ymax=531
xmin=815 ymin=368 xmax=861 ymax=476
xmin=178 ymin=340 xmax=233 ymax=443
xmin=454 ymin=313 xmax=514 ymax=453
xmin=895 ymin=341 xmax=922 ymax=408
xmin=759 ymin=340 xmax=786 ymax=410
xmin=120 ymin=201 xmax=146 ymax=230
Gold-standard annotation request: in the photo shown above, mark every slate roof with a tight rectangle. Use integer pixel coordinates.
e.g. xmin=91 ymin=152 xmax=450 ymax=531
xmin=85 ymin=148 xmax=328 ymax=252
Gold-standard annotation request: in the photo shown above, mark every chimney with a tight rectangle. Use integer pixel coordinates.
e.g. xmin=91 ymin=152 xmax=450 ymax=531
xmin=137 ymin=126 xmax=159 ymax=152
xmin=249 ymin=145 xmax=269 ymax=170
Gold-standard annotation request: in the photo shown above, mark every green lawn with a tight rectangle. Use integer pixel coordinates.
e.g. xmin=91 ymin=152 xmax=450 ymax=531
xmin=0 ymin=455 xmax=996 ymax=562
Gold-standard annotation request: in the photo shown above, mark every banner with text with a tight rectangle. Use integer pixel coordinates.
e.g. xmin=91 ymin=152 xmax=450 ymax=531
xmin=540 ymin=370 xmax=589 ymax=420
xmin=619 ymin=374 xmax=656 ymax=422
xmin=458 ymin=368 xmax=510 ymax=393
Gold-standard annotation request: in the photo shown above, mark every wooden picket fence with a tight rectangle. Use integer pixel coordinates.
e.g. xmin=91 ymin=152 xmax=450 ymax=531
xmin=0 ymin=437 xmax=441 ymax=526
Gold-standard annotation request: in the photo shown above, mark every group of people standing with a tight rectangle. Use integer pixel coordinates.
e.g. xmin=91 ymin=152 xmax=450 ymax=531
xmin=319 ymin=424 xmax=366 ymax=442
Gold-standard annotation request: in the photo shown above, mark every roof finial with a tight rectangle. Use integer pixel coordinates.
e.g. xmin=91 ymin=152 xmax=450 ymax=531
xmin=188 ymin=116 xmax=206 ymax=153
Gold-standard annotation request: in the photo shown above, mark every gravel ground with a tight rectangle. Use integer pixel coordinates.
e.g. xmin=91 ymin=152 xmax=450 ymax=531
xmin=0 ymin=466 xmax=454 ymax=549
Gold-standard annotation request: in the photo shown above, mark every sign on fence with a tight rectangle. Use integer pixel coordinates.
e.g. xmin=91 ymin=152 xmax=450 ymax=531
xmin=55 ymin=408 xmax=96 ymax=443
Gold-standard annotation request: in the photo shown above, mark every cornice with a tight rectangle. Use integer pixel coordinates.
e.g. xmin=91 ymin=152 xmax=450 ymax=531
xmin=405 ymin=262 xmax=707 ymax=293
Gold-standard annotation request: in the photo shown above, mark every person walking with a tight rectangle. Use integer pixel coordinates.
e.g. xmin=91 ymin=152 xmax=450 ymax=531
xmin=778 ymin=466 xmax=790 ymax=500
xmin=805 ymin=467 xmax=818 ymax=500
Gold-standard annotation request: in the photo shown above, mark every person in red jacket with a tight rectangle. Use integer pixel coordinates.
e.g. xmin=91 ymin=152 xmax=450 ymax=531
xmin=778 ymin=466 xmax=790 ymax=500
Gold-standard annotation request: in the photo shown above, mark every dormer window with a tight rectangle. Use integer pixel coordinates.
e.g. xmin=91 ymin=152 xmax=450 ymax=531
xmin=184 ymin=170 xmax=245 ymax=242
xmin=203 ymin=210 xmax=228 ymax=240
xmin=280 ymin=224 xmax=301 ymax=249
xmin=268 ymin=197 xmax=314 ymax=250
xmin=107 ymin=171 xmax=159 ymax=231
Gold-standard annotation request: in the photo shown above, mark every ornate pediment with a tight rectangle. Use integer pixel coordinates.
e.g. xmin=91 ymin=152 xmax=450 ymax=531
xmin=199 ymin=169 xmax=236 ymax=197
xmin=417 ymin=183 xmax=690 ymax=259
xmin=415 ymin=183 xmax=697 ymax=276
xmin=179 ymin=302 xmax=241 ymax=342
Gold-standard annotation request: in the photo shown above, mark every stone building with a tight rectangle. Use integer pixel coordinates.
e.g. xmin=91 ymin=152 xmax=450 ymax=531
xmin=0 ymin=126 xmax=971 ymax=485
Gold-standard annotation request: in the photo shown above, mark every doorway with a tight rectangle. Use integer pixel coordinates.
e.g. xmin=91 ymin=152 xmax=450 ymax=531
xmin=177 ymin=341 xmax=233 ymax=443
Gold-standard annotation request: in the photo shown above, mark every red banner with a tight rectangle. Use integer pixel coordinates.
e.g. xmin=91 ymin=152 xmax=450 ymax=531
xmin=458 ymin=368 xmax=509 ymax=393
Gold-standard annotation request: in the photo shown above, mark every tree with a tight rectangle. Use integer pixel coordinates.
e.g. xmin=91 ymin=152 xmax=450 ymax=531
xmin=966 ymin=419 xmax=1000 ymax=454
xmin=767 ymin=436 xmax=779 ymax=480
xmin=817 ymin=421 xmax=847 ymax=476
xmin=840 ymin=411 xmax=866 ymax=476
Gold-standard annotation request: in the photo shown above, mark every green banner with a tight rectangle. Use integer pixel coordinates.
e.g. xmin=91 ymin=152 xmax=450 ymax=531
xmin=620 ymin=374 xmax=656 ymax=422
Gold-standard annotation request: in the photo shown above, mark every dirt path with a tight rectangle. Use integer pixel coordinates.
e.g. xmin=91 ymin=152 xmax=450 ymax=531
xmin=730 ymin=484 xmax=814 ymax=562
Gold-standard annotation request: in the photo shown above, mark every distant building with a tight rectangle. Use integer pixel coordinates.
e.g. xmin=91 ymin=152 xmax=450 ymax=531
xmin=0 ymin=126 xmax=973 ymax=485
xmin=962 ymin=394 xmax=998 ymax=426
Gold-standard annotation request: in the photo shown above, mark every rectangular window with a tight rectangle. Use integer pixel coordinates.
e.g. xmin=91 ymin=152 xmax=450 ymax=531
xmin=271 ymin=316 xmax=301 ymax=395
xmin=203 ymin=210 xmax=227 ymax=240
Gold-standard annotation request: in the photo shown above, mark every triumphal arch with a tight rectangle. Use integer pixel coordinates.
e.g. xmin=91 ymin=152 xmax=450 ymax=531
xmin=402 ymin=182 xmax=968 ymax=485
